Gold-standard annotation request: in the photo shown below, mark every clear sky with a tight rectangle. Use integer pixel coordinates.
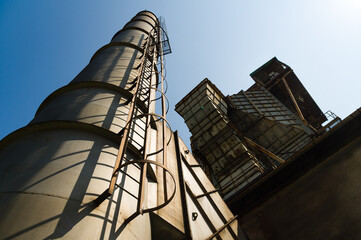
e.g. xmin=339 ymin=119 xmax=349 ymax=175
xmin=1 ymin=0 xmax=361 ymax=148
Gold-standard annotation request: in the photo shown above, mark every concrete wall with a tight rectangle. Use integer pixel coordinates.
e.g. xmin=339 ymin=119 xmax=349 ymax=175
xmin=240 ymin=118 xmax=361 ymax=240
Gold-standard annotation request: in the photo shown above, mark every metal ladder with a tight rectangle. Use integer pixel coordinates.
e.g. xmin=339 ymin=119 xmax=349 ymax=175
xmin=95 ymin=22 xmax=175 ymax=215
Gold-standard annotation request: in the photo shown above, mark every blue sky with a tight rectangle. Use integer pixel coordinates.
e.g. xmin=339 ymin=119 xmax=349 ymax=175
xmin=1 ymin=0 xmax=361 ymax=148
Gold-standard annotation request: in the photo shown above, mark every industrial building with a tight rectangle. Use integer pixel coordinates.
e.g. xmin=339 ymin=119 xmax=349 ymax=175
xmin=1 ymin=8 xmax=361 ymax=240
xmin=175 ymin=57 xmax=331 ymax=200
xmin=0 ymin=11 xmax=239 ymax=239
xmin=176 ymin=58 xmax=361 ymax=240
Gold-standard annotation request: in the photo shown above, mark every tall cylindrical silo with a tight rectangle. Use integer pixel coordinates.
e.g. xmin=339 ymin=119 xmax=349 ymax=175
xmin=0 ymin=10 xmax=240 ymax=240
xmin=0 ymin=10 xmax=160 ymax=239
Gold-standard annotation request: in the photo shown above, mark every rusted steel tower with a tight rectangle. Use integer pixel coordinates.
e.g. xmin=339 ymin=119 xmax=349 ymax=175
xmin=0 ymin=11 xmax=238 ymax=239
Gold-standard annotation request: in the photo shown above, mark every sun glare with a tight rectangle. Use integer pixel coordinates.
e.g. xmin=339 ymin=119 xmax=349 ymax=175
xmin=332 ymin=0 xmax=361 ymax=18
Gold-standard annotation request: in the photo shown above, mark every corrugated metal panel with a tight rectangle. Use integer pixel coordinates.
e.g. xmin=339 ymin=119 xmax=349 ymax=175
xmin=176 ymin=80 xmax=263 ymax=199
xmin=229 ymin=87 xmax=314 ymax=161
xmin=249 ymin=57 xmax=327 ymax=129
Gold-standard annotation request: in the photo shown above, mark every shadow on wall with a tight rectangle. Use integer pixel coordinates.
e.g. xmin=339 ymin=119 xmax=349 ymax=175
xmin=0 ymin=125 xmax=147 ymax=240
xmin=0 ymin=36 xmax=148 ymax=239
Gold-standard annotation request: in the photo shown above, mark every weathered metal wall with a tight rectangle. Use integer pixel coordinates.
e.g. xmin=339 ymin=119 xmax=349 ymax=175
xmin=175 ymin=59 xmax=329 ymax=203
xmin=0 ymin=11 xmax=238 ymax=240
xmin=229 ymin=87 xmax=314 ymax=161
xmin=175 ymin=79 xmax=264 ymax=200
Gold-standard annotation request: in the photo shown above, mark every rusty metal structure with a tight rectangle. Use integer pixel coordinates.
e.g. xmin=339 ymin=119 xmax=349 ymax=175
xmin=176 ymin=57 xmax=361 ymax=240
xmin=175 ymin=57 xmax=338 ymax=201
xmin=0 ymin=11 xmax=239 ymax=239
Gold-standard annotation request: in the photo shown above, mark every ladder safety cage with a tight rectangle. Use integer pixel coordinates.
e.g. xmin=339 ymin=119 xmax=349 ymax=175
xmin=95 ymin=18 xmax=174 ymax=216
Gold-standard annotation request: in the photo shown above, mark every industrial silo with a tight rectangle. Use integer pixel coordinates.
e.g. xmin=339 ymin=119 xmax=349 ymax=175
xmin=0 ymin=10 xmax=239 ymax=240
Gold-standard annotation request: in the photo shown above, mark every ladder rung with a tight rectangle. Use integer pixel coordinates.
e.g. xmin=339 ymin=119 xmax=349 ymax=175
xmin=190 ymin=164 xmax=202 ymax=167
xmin=123 ymin=157 xmax=141 ymax=170
xmin=195 ymin=189 xmax=219 ymax=199
xmin=115 ymin=184 xmax=139 ymax=200
xmin=119 ymin=169 xmax=140 ymax=183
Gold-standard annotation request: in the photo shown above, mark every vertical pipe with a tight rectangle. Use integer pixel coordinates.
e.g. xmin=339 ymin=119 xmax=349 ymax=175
xmin=158 ymin=24 xmax=169 ymax=202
